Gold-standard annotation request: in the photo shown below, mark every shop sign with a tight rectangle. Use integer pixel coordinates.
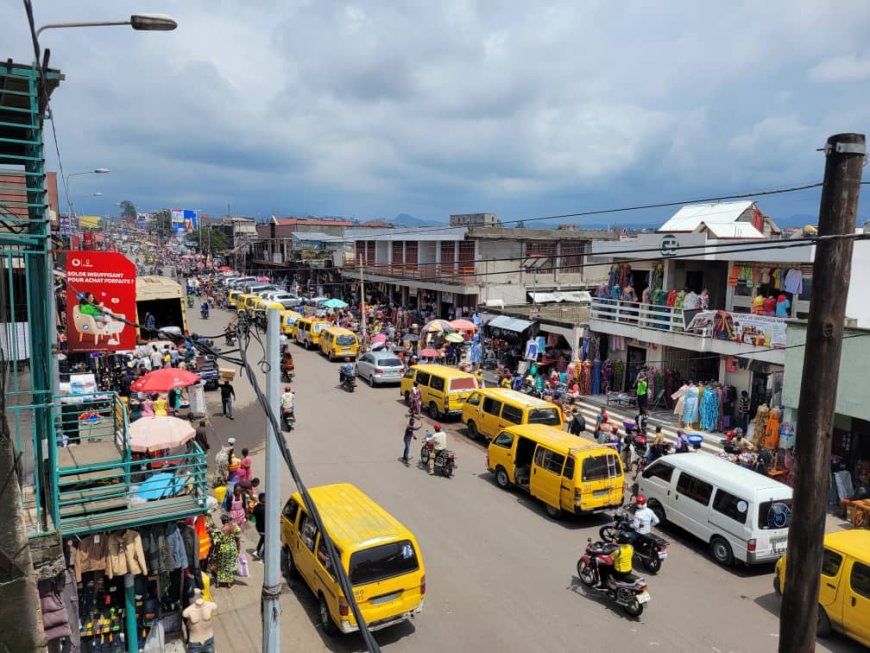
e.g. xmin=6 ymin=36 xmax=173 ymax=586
xmin=66 ymin=251 xmax=138 ymax=352
xmin=685 ymin=310 xmax=787 ymax=349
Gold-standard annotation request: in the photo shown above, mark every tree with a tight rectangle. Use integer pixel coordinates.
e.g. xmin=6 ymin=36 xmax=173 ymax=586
xmin=151 ymin=209 xmax=171 ymax=237
xmin=119 ymin=200 xmax=137 ymax=219
xmin=203 ymin=227 xmax=230 ymax=255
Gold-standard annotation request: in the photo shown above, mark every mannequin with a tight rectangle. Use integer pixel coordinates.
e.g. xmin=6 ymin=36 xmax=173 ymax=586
xmin=183 ymin=589 xmax=217 ymax=652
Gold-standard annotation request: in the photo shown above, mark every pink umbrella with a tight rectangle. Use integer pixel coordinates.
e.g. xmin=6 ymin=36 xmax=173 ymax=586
xmin=371 ymin=333 xmax=387 ymax=343
xmin=450 ymin=319 xmax=477 ymax=332
xmin=256 ymin=275 xmax=271 ymax=282
xmin=419 ymin=348 xmax=442 ymax=358
xmin=128 ymin=416 xmax=195 ymax=453
xmin=131 ymin=368 xmax=201 ymax=394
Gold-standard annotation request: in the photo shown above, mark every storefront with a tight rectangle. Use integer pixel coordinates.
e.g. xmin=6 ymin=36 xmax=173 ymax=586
xmin=727 ymin=261 xmax=813 ymax=318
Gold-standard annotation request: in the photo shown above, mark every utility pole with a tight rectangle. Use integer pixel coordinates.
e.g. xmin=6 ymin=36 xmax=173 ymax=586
xmin=359 ymin=254 xmax=367 ymax=345
xmin=262 ymin=307 xmax=281 ymax=652
xmin=779 ymin=133 xmax=865 ymax=653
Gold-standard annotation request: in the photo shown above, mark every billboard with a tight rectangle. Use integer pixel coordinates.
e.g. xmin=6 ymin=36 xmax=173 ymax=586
xmin=171 ymin=209 xmax=198 ymax=235
xmin=66 ymin=251 xmax=138 ymax=352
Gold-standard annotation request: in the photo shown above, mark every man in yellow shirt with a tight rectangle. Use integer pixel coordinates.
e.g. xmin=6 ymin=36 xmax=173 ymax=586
xmin=597 ymin=532 xmax=634 ymax=589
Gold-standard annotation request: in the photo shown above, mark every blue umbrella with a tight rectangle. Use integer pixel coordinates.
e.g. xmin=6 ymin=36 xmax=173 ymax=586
xmin=322 ymin=298 xmax=348 ymax=309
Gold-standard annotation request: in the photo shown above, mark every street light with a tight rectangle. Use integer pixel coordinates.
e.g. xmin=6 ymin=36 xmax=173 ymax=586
xmin=65 ymin=168 xmax=110 ymax=224
xmin=36 ymin=14 xmax=177 ymax=38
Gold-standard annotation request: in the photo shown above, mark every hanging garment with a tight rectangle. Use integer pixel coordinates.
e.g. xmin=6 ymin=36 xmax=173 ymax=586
xmin=671 ymin=384 xmax=688 ymax=418
xmin=73 ymin=534 xmax=108 ymax=583
xmin=762 ymin=408 xmax=782 ymax=450
xmin=753 ymin=404 xmax=770 ymax=448
xmin=699 ymin=386 xmax=720 ymax=431
xmin=166 ymin=522 xmax=189 ymax=571
xmin=107 ymin=529 xmax=148 ymax=578
xmin=592 ymin=360 xmax=601 ymax=395
xmin=38 ymin=578 xmax=72 ymax=643
xmin=784 ymin=268 xmax=803 ymax=295
xmin=666 ymin=290 xmax=677 ymax=308
xmin=682 ymin=386 xmax=700 ymax=426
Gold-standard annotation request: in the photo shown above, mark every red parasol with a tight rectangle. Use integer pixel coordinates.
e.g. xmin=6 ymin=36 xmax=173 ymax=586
xmin=419 ymin=348 xmax=442 ymax=358
xmin=130 ymin=368 xmax=201 ymax=394
xmin=450 ymin=319 xmax=477 ymax=332
xmin=219 ymin=266 xmax=232 ymax=272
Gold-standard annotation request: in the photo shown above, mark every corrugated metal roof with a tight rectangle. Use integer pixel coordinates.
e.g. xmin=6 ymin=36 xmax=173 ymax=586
xmin=699 ymin=222 xmax=765 ymax=239
xmin=657 ymin=201 xmax=755 ymax=233
xmin=291 ymin=231 xmax=347 ymax=242
xmin=487 ymin=315 xmax=535 ymax=332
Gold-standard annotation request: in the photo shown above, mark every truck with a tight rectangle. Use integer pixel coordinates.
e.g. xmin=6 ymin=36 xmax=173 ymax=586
xmin=136 ymin=275 xmax=189 ymax=337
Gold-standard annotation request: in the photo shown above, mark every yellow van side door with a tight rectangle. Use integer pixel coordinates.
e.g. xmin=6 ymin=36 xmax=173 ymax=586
xmin=844 ymin=560 xmax=870 ymax=645
xmin=294 ymin=511 xmax=319 ymax=589
xmin=487 ymin=431 xmax=516 ymax=480
xmin=480 ymin=396 xmax=503 ymax=440
xmin=463 ymin=392 xmax=483 ymax=435
xmin=560 ymin=457 xmax=577 ymax=511
xmin=530 ymin=445 xmax=565 ymax=510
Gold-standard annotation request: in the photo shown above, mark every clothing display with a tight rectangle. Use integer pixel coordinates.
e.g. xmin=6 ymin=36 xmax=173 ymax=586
xmin=107 ymin=530 xmax=148 ymax=578
xmin=682 ymin=385 xmax=699 ymax=426
xmin=699 ymin=385 xmax=720 ymax=431
xmin=783 ymin=268 xmax=803 ymax=295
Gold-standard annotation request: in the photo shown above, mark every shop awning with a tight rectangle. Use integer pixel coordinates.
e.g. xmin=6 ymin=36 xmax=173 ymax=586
xmin=487 ymin=315 xmax=535 ymax=333
xmin=528 ymin=291 xmax=592 ymax=304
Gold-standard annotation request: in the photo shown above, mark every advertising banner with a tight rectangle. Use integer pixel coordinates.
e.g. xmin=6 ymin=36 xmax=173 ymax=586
xmin=685 ymin=310 xmax=787 ymax=349
xmin=171 ymin=209 xmax=198 ymax=235
xmin=66 ymin=251 xmax=138 ymax=352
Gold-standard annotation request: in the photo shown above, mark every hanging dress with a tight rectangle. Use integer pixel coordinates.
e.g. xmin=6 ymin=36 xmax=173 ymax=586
xmin=699 ymin=386 xmax=720 ymax=431
xmin=682 ymin=385 xmax=699 ymax=426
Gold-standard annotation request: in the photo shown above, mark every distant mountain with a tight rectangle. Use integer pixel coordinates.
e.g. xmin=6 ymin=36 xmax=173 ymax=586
xmin=391 ymin=213 xmax=444 ymax=227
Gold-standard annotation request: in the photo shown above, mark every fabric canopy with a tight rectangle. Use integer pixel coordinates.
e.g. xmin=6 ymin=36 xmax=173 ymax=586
xmin=487 ymin=315 xmax=535 ymax=333
xmin=128 ymin=416 xmax=196 ymax=453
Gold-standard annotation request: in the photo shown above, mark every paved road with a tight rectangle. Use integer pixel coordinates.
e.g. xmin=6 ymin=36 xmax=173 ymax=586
xmin=188 ymin=307 xmax=864 ymax=653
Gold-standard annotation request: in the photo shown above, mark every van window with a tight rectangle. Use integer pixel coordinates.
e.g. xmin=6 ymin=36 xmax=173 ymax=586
xmin=312 ymin=323 xmax=326 ymax=333
xmin=821 ymin=548 xmax=843 ymax=578
xmin=712 ymin=489 xmax=748 ymax=524
xmin=403 ymin=369 xmax=415 ymax=379
xmin=449 ymin=377 xmax=476 ymax=392
xmin=416 ymin=372 xmax=431 ymax=386
xmin=758 ymin=499 xmax=792 ymax=530
xmin=563 ymin=457 xmax=575 ymax=480
xmin=299 ymin=513 xmax=317 ymax=551
xmin=851 ymin=562 xmax=870 ymax=599
xmin=534 ymin=447 xmax=565 ymax=474
xmin=466 ymin=392 xmax=481 ymax=406
xmin=582 ymin=454 xmax=619 ymax=482
xmin=527 ymin=407 xmax=561 ymax=426
xmin=501 ymin=404 xmax=522 ymax=424
xmin=349 ymin=540 xmax=419 ymax=586
xmin=676 ymin=473 xmax=713 ymax=506
xmin=430 ymin=376 xmax=445 ymax=392
xmin=337 ymin=335 xmax=355 ymax=346
xmin=642 ymin=460 xmax=674 ymax=483
xmin=282 ymin=498 xmax=299 ymax=523
xmin=483 ymin=398 xmax=502 ymax=417
xmin=316 ymin=536 xmax=336 ymax=580
xmin=492 ymin=432 xmax=513 ymax=448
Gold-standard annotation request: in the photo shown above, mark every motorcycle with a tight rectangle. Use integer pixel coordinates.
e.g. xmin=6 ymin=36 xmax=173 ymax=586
xmin=340 ymin=373 xmax=356 ymax=393
xmin=577 ymin=538 xmax=651 ymax=617
xmin=419 ymin=440 xmax=456 ymax=477
xmin=281 ymin=408 xmax=295 ymax=432
xmin=200 ymin=305 xmax=210 ymax=320
xmin=224 ymin=331 xmax=236 ymax=347
xmin=599 ymin=508 xmax=669 ymax=573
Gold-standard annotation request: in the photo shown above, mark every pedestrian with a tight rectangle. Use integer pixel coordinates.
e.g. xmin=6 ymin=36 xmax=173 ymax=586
xmin=220 ymin=379 xmax=236 ymax=419
xmin=214 ymin=437 xmax=234 ymax=486
xmin=238 ymin=448 xmax=253 ymax=485
xmin=737 ymin=391 xmax=750 ymax=432
xmin=194 ymin=420 xmax=210 ymax=453
xmin=252 ymin=493 xmax=266 ymax=560
xmin=224 ymin=484 xmax=247 ymax=531
xmin=635 ymin=373 xmax=648 ymax=415
xmin=621 ymin=431 xmax=634 ymax=471
xmin=569 ymin=406 xmax=586 ymax=435
xmin=402 ymin=417 xmax=421 ymax=465
xmin=214 ymin=514 xmax=240 ymax=587
xmin=674 ymin=429 xmax=690 ymax=454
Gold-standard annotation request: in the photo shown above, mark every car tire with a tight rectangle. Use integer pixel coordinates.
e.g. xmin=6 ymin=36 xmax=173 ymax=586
xmin=545 ymin=504 xmax=562 ymax=520
xmin=281 ymin=546 xmax=296 ymax=579
xmin=429 ymin=402 xmax=440 ymax=420
xmin=710 ymin=536 xmax=734 ymax=566
xmin=649 ymin=500 xmax=666 ymax=525
xmin=495 ymin=467 xmax=511 ymax=489
xmin=318 ymin=594 xmax=337 ymax=635
xmin=817 ymin=605 xmax=832 ymax=638
xmin=467 ymin=421 xmax=479 ymax=439
xmin=404 ymin=391 xmax=411 ymax=406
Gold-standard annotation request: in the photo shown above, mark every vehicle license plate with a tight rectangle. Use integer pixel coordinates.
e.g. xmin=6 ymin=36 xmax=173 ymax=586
xmin=772 ymin=538 xmax=787 ymax=554
xmin=372 ymin=592 xmax=399 ymax=605
xmin=594 ymin=489 xmax=609 ymax=497
xmin=657 ymin=551 xmax=668 ymax=559
xmin=636 ymin=591 xmax=651 ymax=604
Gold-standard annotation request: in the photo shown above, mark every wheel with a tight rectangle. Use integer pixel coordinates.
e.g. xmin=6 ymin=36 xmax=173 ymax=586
xmin=467 ymin=421 xmax=479 ymax=439
xmin=429 ymin=402 xmax=440 ymax=420
xmin=622 ymin=599 xmax=644 ymax=618
xmin=444 ymin=461 xmax=454 ymax=477
xmin=816 ymin=605 xmax=832 ymax=638
xmin=649 ymin=501 xmax=666 ymax=525
xmin=281 ymin=546 xmax=296 ymax=579
xmin=420 ymin=447 xmax=430 ymax=465
xmin=327 ymin=352 xmax=334 ymax=362
xmin=318 ymin=594 xmax=337 ymax=635
xmin=404 ymin=391 xmax=411 ymax=406
xmin=495 ymin=467 xmax=511 ymax=489
xmin=773 ymin=571 xmax=782 ymax=597
xmin=545 ymin=504 xmax=562 ymax=519
xmin=599 ymin=526 xmax=618 ymax=543
xmin=577 ymin=560 xmax=596 ymax=586
xmin=710 ymin=536 xmax=734 ymax=566
xmin=642 ymin=555 xmax=662 ymax=574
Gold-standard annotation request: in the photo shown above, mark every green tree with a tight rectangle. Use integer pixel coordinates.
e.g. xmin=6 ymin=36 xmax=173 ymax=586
xmin=203 ymin=227 xmax=230 ymax=254
xmin=119 ymin=200 xmax=137 ymax=219
xmin=151 ymin=209 xmax=171 ymax=237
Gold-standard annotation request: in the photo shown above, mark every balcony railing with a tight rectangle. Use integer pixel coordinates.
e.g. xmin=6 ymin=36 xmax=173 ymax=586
xmin=343 ymin=261 xmax=477 ymax=285
xmin=590 ymin=298 xmax=789 ymax=349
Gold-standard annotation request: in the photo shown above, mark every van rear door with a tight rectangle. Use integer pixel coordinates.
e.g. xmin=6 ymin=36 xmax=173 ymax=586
xmin=530 ymin=445 xmax=565 ymax=510
xmin=576 ymin=452 xmax=623 ymax=511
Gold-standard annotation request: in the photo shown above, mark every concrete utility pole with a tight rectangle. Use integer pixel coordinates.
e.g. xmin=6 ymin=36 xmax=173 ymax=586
xmin=359 ymin=254 xmax=367 ymax=344
xmin=778 ymin=133 xmax=865 ymax=653
xmin=262 ymin=308 xmax=282 ymax=652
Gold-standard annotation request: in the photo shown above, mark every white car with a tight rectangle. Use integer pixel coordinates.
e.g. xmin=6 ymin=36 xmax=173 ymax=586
xmin=357 ymin=351 xmax=404 ymax=385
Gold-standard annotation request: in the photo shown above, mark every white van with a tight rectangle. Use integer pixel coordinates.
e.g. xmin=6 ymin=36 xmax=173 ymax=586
xmin=636 ymin=454 xmax=793 ymax=566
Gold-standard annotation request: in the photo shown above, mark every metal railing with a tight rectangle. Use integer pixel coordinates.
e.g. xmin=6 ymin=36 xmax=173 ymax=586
xmin=343 ymin=260 xmax=477 ymax=284
xmin=591 ymin=297 xmax=688 ymax=332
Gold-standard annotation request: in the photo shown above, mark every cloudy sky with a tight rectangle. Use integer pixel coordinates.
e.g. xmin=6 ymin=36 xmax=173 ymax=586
xmin=6 ymin=1 xmax=870 ymax=225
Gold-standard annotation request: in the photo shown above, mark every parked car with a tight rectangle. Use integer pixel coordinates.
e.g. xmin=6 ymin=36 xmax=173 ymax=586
xmin=192 ymin=355 xmax=220 ymax=390
xmin=357 ymin=350 xmax=404 ymax=385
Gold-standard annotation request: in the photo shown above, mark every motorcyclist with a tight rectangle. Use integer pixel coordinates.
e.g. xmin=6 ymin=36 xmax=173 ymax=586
xmin=339 ymin=357 xmax=355 ymax=386
xmin=597 ymin=532 xmax=634 ymax=589
xmin=425 ymin=423 xmax=447 ymax=474
xmin=281 ymin=385 xmax=295 ymax=418
xmin=626 ymin=495 xmax=660 ymax=545
xmin=200 ymin=301 xmax=209 ymax=318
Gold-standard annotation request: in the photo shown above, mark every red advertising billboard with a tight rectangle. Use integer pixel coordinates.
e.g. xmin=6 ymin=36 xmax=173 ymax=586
xmin=66 ymin=251 xmax=138 ymax=351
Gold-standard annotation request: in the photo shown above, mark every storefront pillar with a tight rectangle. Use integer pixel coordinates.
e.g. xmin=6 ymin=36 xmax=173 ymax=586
xmin=124 ymin=573 xmax=137 ymax=653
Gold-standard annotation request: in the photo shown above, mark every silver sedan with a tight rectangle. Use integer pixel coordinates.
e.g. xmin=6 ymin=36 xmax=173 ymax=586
xmin=357 ymin=350 xmax=405 ymax=385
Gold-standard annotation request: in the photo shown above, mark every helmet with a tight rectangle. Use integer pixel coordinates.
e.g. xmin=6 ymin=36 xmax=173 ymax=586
xmin=635 ymin=495 xmax=646 ymax=506
xmin=284 ymin=386 xmax=292 ymax=392
xmin=433 ymin=423 xmax=442 ymax=431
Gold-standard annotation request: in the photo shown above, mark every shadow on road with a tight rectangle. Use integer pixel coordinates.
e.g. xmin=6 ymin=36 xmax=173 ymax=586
xmin=753 ymin=592 xmax=866 ymax=653
xmin=566 ymin=574 xmax=645 ymax=623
